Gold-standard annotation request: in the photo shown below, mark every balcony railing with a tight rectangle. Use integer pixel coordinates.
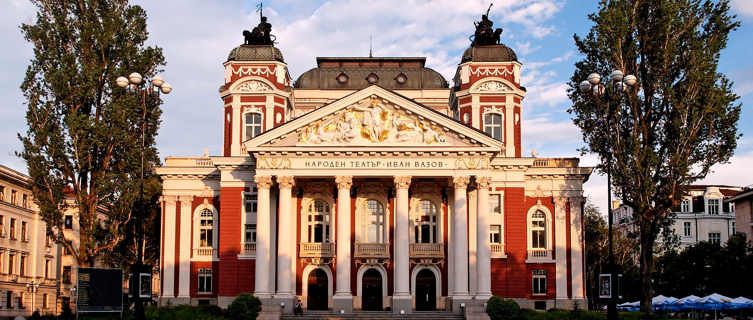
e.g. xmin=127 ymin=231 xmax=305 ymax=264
xmin=410 ymin=243 xmax=444 ymax=258
xmin=527 ymin=249 xmax=553 ymax=259
xmin=354 ymin=243 xmax=389 ymax=258
xmin=193 ymin=247 xmax=216 ymax=258
xmin=300 ymin=242 xmax=335 ymax=258
xmin=243 ymin=242 xmax=256 ymax=255
xmin=490 ymin=244 xmax=505 ymax=256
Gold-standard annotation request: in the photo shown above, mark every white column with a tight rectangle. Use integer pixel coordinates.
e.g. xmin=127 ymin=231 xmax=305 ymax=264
xmin=276 ymin=176 xmax=295 ymax=298
xmin=334 ymin=176 xmax=353 ymax=311
xmin=393 ymin=176 xmax=412 ymax=311
xmin=570 ymin=197 xmax=585 ymax=299
xmin=178 ymin=196 xmax=193 ymax=298
xmin=254 ymin=176 xmax=273 ymax=298
xmin=452 ymin=176 xmax=470 ymax=298
xmin=231 ymin=103 xmax=241 ymax=156
xmin=475 ymin=176 xmax=492 ymax=299
xmin=505 ymin=95 xmax=515 ymax=157
xmin=162 ymin=196 xmax=177 ymax=298
xmin=554 ymin=197 xmax=568 ymax=300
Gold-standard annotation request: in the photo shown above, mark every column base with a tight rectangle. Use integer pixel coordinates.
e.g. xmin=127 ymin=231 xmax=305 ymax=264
xmin=392 ymin=295 xmax=412 ymax=314
xmin=465 ymin=300 xmax=491 ymax=320
xmin=333 ymin=294 xmax=353 ymax=313
xmin=257 ymin=298 xmax=283 ymax=320
xmin=474 ymin=293 xmax=492 ymax=302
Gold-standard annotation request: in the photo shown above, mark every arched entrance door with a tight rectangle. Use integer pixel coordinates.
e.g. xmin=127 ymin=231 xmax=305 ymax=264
xmin=362 ymin=269 xmax=383 ymax=311
xmin=307 ymin=269 xmax=328 ymax=310
xmin=415 ymin=269 xmax=436 ymax=311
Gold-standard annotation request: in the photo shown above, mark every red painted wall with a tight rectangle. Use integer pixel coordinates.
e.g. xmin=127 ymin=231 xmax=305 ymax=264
xmin=218 ymin=187 xmax=244 ymax=297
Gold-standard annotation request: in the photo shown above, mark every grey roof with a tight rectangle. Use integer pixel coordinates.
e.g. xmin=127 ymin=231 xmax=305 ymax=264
xmin=227 ymin=45 xmax=285 ymax=63
xmin=461 ymin=44 xmax=518 ymax=63
xmin=294 ymin=57 xmax=448 ymax=90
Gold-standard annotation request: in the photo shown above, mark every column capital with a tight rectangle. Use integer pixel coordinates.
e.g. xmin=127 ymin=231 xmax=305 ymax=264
xmin=162 ymin=195 xmax=178 ymax=205
xmin=335 ymin=175 xmax=353 ymax=190
xmin=254 ymin=175 xmax=273 ymax=189
xmin=178 ymin=195 xmax=194 ymax=203
xmin=452 ymin=176 xmax=470 ymax=189
xmin=277 ymin=176 xmax=295 ymax=189
xmin=476 ymin=176 xmax=492 ymax=189
xmin=393 ymin=176 xmax=412 ymax=190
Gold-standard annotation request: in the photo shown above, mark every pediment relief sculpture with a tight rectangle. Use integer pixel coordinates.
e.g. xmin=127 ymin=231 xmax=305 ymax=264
xmin=297 ymin=95 xmax=448 ymax=146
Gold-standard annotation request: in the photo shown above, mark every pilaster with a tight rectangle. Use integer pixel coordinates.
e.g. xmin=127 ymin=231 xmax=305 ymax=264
xmin=554 ymin=197 xmax=568 ymax=300
xmin=475 ymin=176 xmax=492 ymax=300
xmin=334 ymin=175 xmax=353 ymax=313
xmin=451 ymin=176 xmax=471 ymax=304
xmin=393 ymin=176 xmax=412 ymax=314
xmin=570 ymin=197 xmax=585 ymax=299
xmin=161 ymin=196 xmax=177 ymax=298
xmin=178 ymin=195 xmax=194 ymax=298
xmin=254 ymin=175 xmax=273 ymax=298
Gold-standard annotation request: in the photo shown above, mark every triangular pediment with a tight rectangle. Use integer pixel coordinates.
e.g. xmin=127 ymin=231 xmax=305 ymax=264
xmin=244 ymin=86 xmax=503 ymax=153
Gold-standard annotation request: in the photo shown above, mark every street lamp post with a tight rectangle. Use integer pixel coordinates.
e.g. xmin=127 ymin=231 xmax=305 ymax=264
xmin=26 ymin=280 xmax=40 ymax=314
xmin=579 ymin=69 xmax=637 ymax=320
xmin=115 ymin=72 xmax=171 ymax=320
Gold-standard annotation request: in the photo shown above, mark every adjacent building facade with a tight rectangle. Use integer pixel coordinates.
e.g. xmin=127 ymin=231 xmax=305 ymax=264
xmin=0 ymin=165 xmax=59 ymax=317
xmin=728 ymin=187 xmax=753 ymax=242
xmin=156 ymin=17 xmax=592 ymax=315
xmin=613 ymin=185 xmax=741 ymax=248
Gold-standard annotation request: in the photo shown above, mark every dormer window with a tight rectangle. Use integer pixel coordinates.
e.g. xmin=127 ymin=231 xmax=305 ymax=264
xmin=680 ymin=199 xmax=690 ymax=213
xmin=336 ymin=72 xmax=349 ymax=84
xmin=366 ymin=73 xmax=379 ymax=84
xmin=395 ymin=73 xmax=407 ymax=84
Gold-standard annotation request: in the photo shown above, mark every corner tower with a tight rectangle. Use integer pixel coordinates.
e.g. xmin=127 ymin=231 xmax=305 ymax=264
xmin=220 ymin=18 xmax=291 ymax=157
xmin=451 ymin=20 xmax=525 ymax=157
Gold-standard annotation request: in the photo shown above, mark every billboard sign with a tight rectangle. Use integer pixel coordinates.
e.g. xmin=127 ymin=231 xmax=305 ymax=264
xmin=77 ymin=268 xmax=123 ymax=313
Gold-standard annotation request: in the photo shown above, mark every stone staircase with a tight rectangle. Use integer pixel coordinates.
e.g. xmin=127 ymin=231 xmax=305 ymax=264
xmin=280 ymin=310 xmax=465 ymax=320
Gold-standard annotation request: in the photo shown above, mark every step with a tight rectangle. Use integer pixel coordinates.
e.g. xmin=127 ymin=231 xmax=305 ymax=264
xmin=281 ymin=310 xmax=465 ymax=320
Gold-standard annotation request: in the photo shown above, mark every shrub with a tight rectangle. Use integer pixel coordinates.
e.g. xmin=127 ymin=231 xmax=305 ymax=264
xmin=227 ymin=293 xmax=262 ymax=320
xmin=487 ymin=296 xmax=522 ymax=320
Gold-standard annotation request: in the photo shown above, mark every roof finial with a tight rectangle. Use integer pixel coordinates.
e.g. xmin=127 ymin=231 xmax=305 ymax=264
xmin=369 ymin=34 xmax=373 ymax=58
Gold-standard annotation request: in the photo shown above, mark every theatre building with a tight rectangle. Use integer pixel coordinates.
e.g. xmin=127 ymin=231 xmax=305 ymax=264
xmin=156 ymin=15 xmax=592 ymax=316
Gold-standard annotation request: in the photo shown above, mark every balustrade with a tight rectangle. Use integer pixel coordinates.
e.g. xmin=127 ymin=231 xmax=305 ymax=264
xmin=527 ymin=249 xmax=553 ymax=259
xmin=193 ymin=247 xmax=216 ymax=258
xmin=490 ymin=244 xmax=505 ymax=255
xmin=299 ymin=242 xmax=335 ymax=258
xmin=354 ymin=243 xmax=389 ymax=258
xmin=409 ymin=242 xmax=444 ymax=258
xmin=243 ymin=242 xmax=256 ymax=255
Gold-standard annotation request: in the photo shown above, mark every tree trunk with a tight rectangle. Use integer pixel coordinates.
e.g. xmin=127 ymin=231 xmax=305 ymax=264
xmin=639 ymin=229 xmax=655 ymax=313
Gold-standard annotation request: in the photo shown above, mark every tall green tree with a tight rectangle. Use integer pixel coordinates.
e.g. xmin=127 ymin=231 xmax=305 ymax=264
xmin=568 ymin=0 xmax=740 ymax=312
xmin=19 ymin=0 xmax=165 ymax=267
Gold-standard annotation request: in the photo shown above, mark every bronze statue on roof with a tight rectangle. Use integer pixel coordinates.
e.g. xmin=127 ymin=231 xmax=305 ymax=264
xmin=243 ymin=3 xmax=276 ymax=45
xmin=471 ymin=4 xmax=503 ymax=47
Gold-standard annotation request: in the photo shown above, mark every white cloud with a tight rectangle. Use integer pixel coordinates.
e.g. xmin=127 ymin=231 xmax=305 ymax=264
xmin=697 ymin=150 xmax=753 ymax=187
xmin=523 ymin=116 xmax=581 ymax=143
xmin=731 ymin=0 xmax=753 ymax=18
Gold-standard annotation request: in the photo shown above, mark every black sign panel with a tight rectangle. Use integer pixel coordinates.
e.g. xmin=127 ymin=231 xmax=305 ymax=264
xmin=77 ymin=268 xmax=123 ymax=313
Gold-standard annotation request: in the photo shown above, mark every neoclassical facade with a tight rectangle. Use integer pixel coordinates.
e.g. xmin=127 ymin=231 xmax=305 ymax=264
xmin=156 ymin=23 xmax=592 ymax=315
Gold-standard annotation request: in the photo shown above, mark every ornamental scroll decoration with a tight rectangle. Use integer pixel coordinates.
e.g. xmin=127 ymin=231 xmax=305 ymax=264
xmin=256 ymin=157 xmax=291 ymax=169
xmin=455 ymin=157 xmax=490 ymax=169
xmin=476 ymin=80 xmax=511 ymax=92
xmin=235 ymin=80 xmax=273 ymax=92
xmin=297 ymin=95 xmax=448 ymax=145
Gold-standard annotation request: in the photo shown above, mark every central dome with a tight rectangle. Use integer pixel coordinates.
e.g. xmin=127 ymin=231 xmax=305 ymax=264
xmin=461 ymin=44 xmax=518 ymax=63
xmin=227 ymin=45 xmax=285 ymax=63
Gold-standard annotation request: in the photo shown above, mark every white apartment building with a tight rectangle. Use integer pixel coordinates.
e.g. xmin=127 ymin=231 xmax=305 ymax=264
xmin=0 ymin=165 xmax=59 ymax=317
xmin=613 ymin=185 xmax=741 ymax=249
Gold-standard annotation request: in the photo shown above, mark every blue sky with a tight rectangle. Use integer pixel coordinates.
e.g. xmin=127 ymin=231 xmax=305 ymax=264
xmin=1 ymin=0 xmax=751 ymax=213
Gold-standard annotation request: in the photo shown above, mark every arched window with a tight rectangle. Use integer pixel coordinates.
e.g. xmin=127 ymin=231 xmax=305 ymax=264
xmin=199 ymin=209 xmax=214 ymax=248
xmin=415 ymin=200 xmax=439 ymax=243
xmin=365 ymin=200 xmax=385 ymax=243
xmin=307 ymin=200 xmax=331 ymax=243
xmin=245 ymin=112 xmax=262 ymax=140
xmin=484 ymin=113 xmax=503 ymax=141
xmin=530 ymin=210 xmax=546 ymax=249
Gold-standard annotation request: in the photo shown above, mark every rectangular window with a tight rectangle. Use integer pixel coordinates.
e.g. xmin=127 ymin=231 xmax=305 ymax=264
xmin=490 ymin=225 xmax=502 ymax=244
xmin=9 ymin=218 xmax=16 ymax=240
xmin=709 ymin=232 xmax=721 ymax=245
xmin=19 ymin=255 xmax=26 ymax=276
xmin=0 ymin=186 xmax=4 ymax=201
xmin=707 ymin=199 xmax=720 ymax=215
xmin=729 ymin=203 xmax=735 ymax=213
xmin=42 ymin=293 xmax=48 ymax=309
xmin=489 ymin=194 xmax=502 ymax=215
xmin=64 ymin=215 xmax=73 ymax=229
xmin=198 ymin=268 xmax=212 ymax=294
xmin=16 ymin=294 xmax=22 ymax=309
xmin=683 ymin=222 xmax=692 ymax=237
xmin=45 ymin=260 xmax=51 ymax=278
xmin=21 ymin=221 xmax=27 ymax=242
xmin=732 ymin=222 xmax=736 ymax=235
xmin=22 ymin=194 xmax=28 ymax=208
xmin=245 ymin=224 xmax=256 ymax=243
xmin=0 ymin=215 xmax=4 ymax=238
xmin=63 ymin=266 xmax=71 ymax=284
xmin=8 ymin=254 xmax=14 ymax=274
xmin=11 ymin=190 xmax=17 ymax=205
xmin=532 ymin=270 xmax=547 ymax=295
xmin=681 ymin=199 xmax=690 ymax=213
xmin=46 ymin=234 xmax=52 ymax=247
